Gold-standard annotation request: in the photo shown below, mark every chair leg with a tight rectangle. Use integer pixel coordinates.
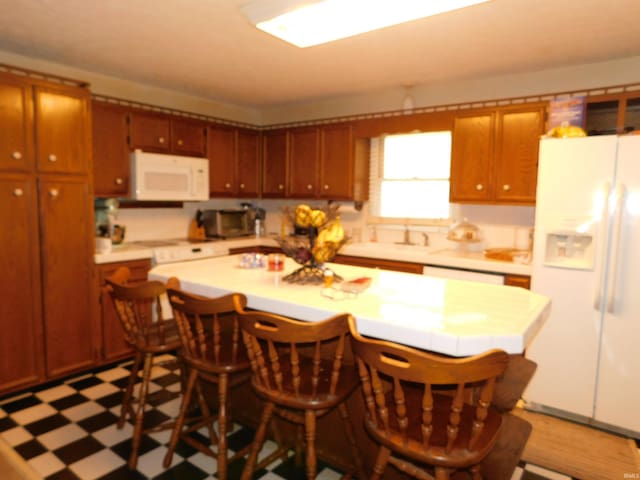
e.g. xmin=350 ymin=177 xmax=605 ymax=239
xmin=371 ymin=446 xmax=391 ymax=480
xmin=337 ymin=403 xmax=366 ymax=479
xmin=294 ymin=424 xmax=304 ymax=466
xmin=434 ymin=467 xmax=453 ymax=480
xmin=304 ymin=410 xmax=317 ymax=480
xmin=128 ymin=352 xmax=153 ymax=470
xmin=163 ymin=368 xmax=198 ymax=468
xmin=470 ymin=463 xmax=482 ymax=480
xmin=217 ymin=373 xmax=229 ymax=480
xmin=194 ymin=378 xmax=218 ymax=446
xmin=118 ymin=351 xmax=143 ymax=429
xmin=241 ymin=401 xmax=275 ymax=480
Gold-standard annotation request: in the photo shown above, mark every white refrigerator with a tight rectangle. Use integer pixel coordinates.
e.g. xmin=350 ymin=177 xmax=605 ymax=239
xmin=525 ymin=134 xmax=640 ymax=437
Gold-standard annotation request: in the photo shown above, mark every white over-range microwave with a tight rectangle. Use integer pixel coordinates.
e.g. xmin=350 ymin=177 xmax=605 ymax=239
xmin=130 ymin=150 xmax=209 ymax=201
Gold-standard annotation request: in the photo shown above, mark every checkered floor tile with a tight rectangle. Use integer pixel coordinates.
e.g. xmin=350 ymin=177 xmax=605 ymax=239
xmin=0 ymin=355 xmax=579 ymax=480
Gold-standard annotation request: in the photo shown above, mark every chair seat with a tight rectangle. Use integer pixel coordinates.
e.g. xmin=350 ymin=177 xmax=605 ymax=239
xmin=133 ymin=319 xmax=182 ymax=352
xmin=183 ymin=342 xmax=251 ymax=375
xmin=251 ymin=356 xmax=360 ymax=411
xmin=365 ymin=390 xmax=503 ymax=468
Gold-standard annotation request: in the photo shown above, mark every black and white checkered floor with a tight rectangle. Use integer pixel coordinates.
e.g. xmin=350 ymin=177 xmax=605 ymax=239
xmin=0 ymin=355 xmax=579 ymax=480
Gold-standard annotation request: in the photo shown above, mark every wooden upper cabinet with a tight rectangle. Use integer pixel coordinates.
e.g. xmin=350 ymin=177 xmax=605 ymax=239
xmin=319 ymin=124 xmax=353 ymax=200
xmin=207 ymin=126 xmax=259 ymax=197
xmin=0 ymin=75 xmax=33 ymax=173
xmin=171 ymin=118 xmax=206 ymax=157
xmin=129 ymin=111 xmax=171 ymax=152
xmin=288 ymin=127 xmax=320 ymax=197
xmin=262 ymin=129 xmax=288 ymax=197
xmin=92 ymin=101 xmax=130 ymax=197
xmin=38 ymin=177 xmax=95 ymax=378
xmin=494 ymin=106 xmax=545 ymax=204
xmin=129 ymin=110 xmax=207 ymax=157
xmin=236 ymin=129 xmax=260 ymax=197
xmin=208 ymin=125 xmax=236 ymax=197
xmin=450 ymin=104 xmax=545 ymax=205
xmin=34 ymin=85 xmax=89 ymax=175
xmin=450 ymin=113 xmax=494 ymax=203
xmin=0 ymin=176 xmax=44 ymax=394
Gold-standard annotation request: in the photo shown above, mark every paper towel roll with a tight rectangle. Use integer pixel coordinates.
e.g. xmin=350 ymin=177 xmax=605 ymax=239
xmin=515 ymin=227 xmax=532 ymax=250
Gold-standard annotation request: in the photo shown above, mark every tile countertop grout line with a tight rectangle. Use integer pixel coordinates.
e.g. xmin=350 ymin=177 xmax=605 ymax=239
xmin=94 ymin=236 xmax=533 ymax=276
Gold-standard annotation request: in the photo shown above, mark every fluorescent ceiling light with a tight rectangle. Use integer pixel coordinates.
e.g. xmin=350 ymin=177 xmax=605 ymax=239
xmin=242 ymin=0 xmax=490 ymax=48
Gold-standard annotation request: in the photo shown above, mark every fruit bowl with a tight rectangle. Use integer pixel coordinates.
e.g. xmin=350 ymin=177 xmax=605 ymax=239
xmin=276 ymin=203 xmax=348 ymax=284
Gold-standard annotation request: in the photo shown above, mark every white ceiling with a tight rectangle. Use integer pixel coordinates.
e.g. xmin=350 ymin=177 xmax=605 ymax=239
xmin=1 ymin=0 xmax=640 ymax=109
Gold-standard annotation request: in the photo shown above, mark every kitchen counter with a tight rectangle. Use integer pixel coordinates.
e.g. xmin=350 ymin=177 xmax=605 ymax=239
xmin=149 ymin=255 xmax=549 ymax=357
xmin=95 ymin=236 xmax=533 ymax=276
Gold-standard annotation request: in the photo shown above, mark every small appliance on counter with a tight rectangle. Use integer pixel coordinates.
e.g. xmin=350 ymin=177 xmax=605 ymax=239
xmin=196 ymin=209 xmax=250 ymax=238
xmin=94 ymin=198 xmax=125 ymax=252
xmin=446 ymin=218 xmax=482 ymax=243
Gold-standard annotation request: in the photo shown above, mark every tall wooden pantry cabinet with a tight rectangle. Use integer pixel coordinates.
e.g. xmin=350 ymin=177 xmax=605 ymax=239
xmin=0 ymin=69 xmax=95 ymax=395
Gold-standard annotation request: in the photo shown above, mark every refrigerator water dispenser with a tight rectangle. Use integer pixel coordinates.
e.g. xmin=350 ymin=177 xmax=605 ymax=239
xmin=544 ymin=231 xmax=595 ymax=269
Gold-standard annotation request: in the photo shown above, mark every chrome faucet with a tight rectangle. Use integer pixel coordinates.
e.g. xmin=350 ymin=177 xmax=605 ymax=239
xmin=396 ymin=224 xmax=415 ymax=245
xmin=422 ymin=233 xmax=430 ymax=246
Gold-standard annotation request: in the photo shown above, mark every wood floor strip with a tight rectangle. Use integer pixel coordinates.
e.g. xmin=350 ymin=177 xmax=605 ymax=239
xmin=513 ymin=408 xmax=640 ymax=480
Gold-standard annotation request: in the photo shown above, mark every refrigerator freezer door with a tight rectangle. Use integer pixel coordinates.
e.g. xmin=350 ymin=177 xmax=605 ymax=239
xmin=594 ymin=135 xmax=640 ymax=434
xmin=525 ymin=136 xmax=618 ymax=418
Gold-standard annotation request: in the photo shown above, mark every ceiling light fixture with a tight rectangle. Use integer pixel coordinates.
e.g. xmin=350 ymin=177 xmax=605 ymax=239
xmin=242 ymin=0 xmax=490 ymax=48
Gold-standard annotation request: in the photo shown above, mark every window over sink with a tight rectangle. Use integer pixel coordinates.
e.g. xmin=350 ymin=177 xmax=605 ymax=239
xmin=369 ymin=131 xmax=452 ymax=224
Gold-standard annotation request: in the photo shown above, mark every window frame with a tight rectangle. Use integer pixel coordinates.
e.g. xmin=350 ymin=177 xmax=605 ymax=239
xmin=368 ymin=131 xmax=453 ymax=226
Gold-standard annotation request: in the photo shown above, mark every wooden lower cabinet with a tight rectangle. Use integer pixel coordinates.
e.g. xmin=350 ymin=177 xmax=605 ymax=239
xmin=0 ymin=176 xmax=44 ymax=394
xmin=504 ymin=274 xmax=531 ymax=289
xmin=97 ymin=259 xmax=151 ymax=363
xmin=39 ymin=177 xmax=96 ymax=378
xmin=333 ymin=254 xmax=424 ymax=274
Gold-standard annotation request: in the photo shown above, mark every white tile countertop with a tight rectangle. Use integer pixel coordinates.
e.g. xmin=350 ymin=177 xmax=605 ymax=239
xmin=149 ymin=255 xmax=550 ymax=357
xmin=95 ymin=236 xmax=533 ymax=276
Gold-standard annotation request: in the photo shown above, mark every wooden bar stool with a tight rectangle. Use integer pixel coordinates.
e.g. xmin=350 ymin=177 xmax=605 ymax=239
xmin=162 ymin=288 xmax=252 ymax=479
xmin=234 ymin=298 xmax=365 ymax=480
xmin=347 ymin=315 xmax=509 ymax=480
xmin=104 ymin=267 xmax=183 ymax=470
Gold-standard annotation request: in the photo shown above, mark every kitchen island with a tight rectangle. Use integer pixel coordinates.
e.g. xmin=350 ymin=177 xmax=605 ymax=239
xmin=149 ymin=254 xmax=549 ymax=356
xmin=149 ymin=254 xmax=549 ymax=477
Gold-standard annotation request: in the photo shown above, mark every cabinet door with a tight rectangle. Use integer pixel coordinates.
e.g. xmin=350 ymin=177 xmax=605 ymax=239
xmin=0 ymin=177 xmax=44 ymax=394
xmin=450 ymin=113 xmax=494 ymax=203
xmin=39 ymin=178 xmax=96 ymax=378
xmin=319 ymin=124 xmax=353 ymax=200
xmin=262 ymin=130 xmax=288 ymax=197
xmin=34 ymin=86 xmax=89 ymax=174
xmin=0 ymin=76 xmax=33 ymax=172
xmin=98 ymin=259 xmax=150 ymax=362
xmin=129 ymin=111 xmax=170 ymax=152
xmin=208 ymin=125 xmax=236 ymax=197
xmin=92 ymin=101 xmax=130 ymax=196
xmin=288 ymin=127 xmax=319 ymax=198
xmin=494 ymin=107 xmax=544 ymax=204
xmin=171 ymin=118 xmax=206 ymax=157
xmin=237 ymin=129 xmax=260 ymax=197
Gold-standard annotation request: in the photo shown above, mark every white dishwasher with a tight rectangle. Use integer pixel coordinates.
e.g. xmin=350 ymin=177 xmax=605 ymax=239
xmin=422 ymin=265 xmax=505 ymax=285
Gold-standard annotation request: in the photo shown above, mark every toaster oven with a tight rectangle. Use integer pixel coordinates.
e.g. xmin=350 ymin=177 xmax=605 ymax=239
xmin=196 ymin=209 xmax=251 ymax=238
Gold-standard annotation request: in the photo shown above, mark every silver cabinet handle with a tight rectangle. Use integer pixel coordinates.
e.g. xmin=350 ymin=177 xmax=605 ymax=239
xmin=475 ymin=184 xmax=483 ymax=191
xmin=158 ymin=137 xmax=165 ymax=144
xmin=278 ymin=184 xmax=284 ymax=190
xmin=323 ymin=184 xmax=329 ymax=190
xmin=12 ymin=151 xmax=22 ymax=160
xmin=307 ymin=184 xmax=313 ymax=190
xmin=115 ymin=177 xmax=123 ymax=185
xmin=13 ymin=188 xmax=23 ymax=197
xmin=503 ymin=184 xmax=510 ymax=191
xmin=49 ymin=188 xmax=59 ymax=198
xmin=48 ymin=154 xmax=57 ymax=162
